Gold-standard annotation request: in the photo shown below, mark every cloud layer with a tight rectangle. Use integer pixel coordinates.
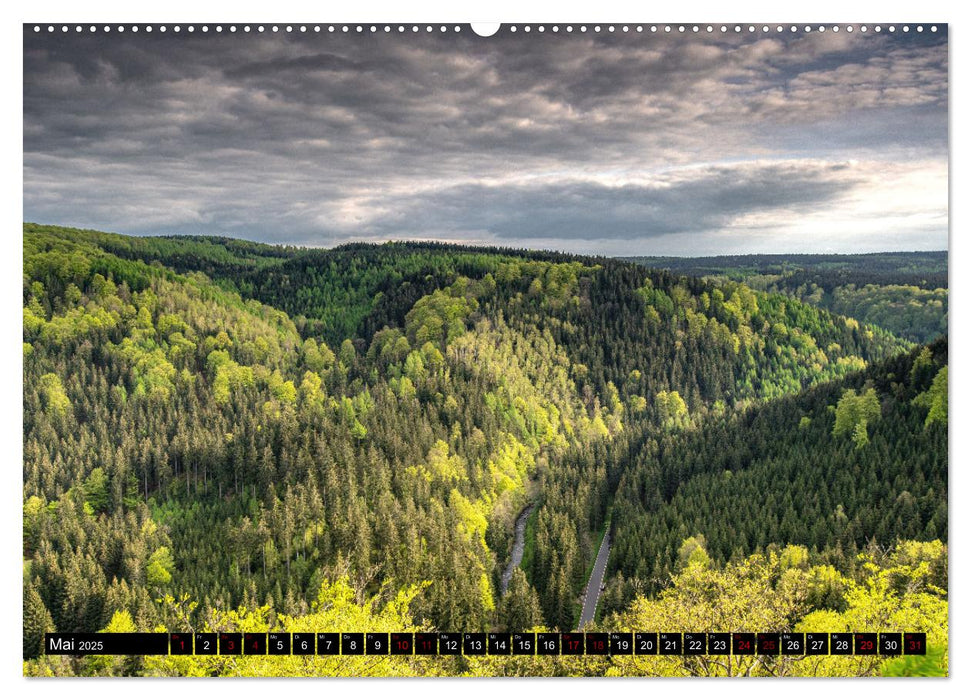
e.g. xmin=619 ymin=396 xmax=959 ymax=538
xmin=23 ymin=26 xmax=948 ymax=254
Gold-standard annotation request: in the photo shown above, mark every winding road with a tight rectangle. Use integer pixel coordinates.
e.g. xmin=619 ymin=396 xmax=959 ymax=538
xmin=577 ymin=528 xmax=611 ymax=630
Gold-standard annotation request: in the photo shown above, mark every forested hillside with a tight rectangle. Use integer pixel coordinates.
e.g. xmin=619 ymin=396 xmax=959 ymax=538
xmin=626 ymin=252 xmax=947 ymax=344
xmin=603 ymin=340 xmax=948 ymax=615
xmin=22 ymin=225 xmax=946 ymax=676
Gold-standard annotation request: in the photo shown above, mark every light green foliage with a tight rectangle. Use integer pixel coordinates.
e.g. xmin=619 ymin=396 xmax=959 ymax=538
xmin=137 ymin=578 xmax=451 ymax=677
xmin=656 ymin=390 xmax=688 ymax=428
xmin=394 ymin=375 xmax=416 ymax=400
xmin=835 ymin=355 xmax=867 ymax=372
xmin=914 ymin=366 xmax=947 ymax=428
xmin=146 ymin=547 xmax=175 ymax=587
xmin=78 ymin=611 xmax=140 ymax=677
xmin=833 ymin=388 xmax=881 ymax=447
xmin=403 ymin=349 xmax=426 ymax=381
xmin=676 ymin=535 xmax=711 ymax=570
xmin=603 ymin=541 xmax=947 ymax=677
xmin=881 ymin=646 xmax=947 ymax=677
xmin=203 ymin=330 xmax=233 ymax=353
xmin=156 ymin=312 xmax=187 ymax=338
xmin=298 ymin=371 xmax=324 ymax=405
xmin=117 ymin=338 xmax=178 ymax=399
xmin=337 ymin=396 xmax=368 ymax=439
xmin=165 ymin=332 xmax=196 ymax=366
xmin=38 ymin=372 xmax=70 ymax=416
xmin=486 ymin=435 xmax=534 ymax=495
xmin=479 ymin=573 xmax=495 ymax=613
xmin=22 ymin=495 xmax=46 ymax=549
xmin=302 ymin=337 xmax=335 ymax=373
xmin=207 ymin=349 xmax=256 ymax=404
xmin=269 ymin=371 xmax=297 ymax=404
xmin=606 ymin=548 xmax=815 ymax=677
xmin=779 ymin=544 xmax=810 ymax=569
xmin=405 ymin=279 xmax=478 ymax=350
xmin=519 ymin=260 xmax=591 ymax=310
xmin=34 ymin=304 xmax=119 ymax=346
xmin=420 ymin=341 xmax=445 ymax=373
xmin=450 ymin=489 xmax=489 ymax=547
xmin=793 ymin=540 xmax=948 ymax=677
xmin=407 ymin=440 xmax=465 ymax=484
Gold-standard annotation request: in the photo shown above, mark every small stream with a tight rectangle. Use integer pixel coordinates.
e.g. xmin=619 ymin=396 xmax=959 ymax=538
xmin=500 ymin=503 xmax=535 ymax=595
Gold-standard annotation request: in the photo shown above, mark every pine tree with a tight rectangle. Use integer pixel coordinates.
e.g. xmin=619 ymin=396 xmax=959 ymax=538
xmin=23 ymin=581 xmax=54 ymax=660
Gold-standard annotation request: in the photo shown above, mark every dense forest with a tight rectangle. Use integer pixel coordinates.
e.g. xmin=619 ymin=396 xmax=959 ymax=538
xmin=602 ymin=340 xmax=947 ymax=615
xmin=626 ymin=252 xmax=948 ymax=344
xmin=22 ymin=225 xmax=947 ymax=676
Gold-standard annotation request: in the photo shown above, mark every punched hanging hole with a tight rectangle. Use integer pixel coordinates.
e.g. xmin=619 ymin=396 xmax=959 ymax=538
xmin=471 ymin=23 xmax=500 ymax=37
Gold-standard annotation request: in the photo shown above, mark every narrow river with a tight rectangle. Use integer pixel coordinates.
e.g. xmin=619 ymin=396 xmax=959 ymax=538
xmin=500 ymin=503 xmax=535 ymax=595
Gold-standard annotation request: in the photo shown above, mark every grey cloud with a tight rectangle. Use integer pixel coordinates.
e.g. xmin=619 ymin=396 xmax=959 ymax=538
xmin=225 ymin=52 xmax=369 ymax=79
xmin=358 ymin=162 xmax=863 ymax=241
xmin=22 ymin=27 xmax=948 ymax=254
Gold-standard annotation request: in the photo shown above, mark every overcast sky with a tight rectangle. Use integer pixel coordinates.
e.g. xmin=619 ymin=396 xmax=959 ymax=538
xmin=23 ymin=25 xmax=948 ymax=256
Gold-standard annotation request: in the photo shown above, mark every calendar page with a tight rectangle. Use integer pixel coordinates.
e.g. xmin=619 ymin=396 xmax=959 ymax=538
xmin=22 ymin=19 xmax=948 ymax=679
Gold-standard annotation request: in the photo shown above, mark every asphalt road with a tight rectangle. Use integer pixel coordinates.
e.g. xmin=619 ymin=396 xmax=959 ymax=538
xmin=577 ymin=529 xmax=611 ymax=630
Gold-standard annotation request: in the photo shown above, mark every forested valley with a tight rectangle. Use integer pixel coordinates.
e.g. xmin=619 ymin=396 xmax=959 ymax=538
xmin=22 ymin=224 xmax=947 ymax=676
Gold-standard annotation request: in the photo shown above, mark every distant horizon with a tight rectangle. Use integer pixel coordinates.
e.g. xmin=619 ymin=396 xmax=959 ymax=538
xmin=25 ymin=220 xmax=949 ymax=260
